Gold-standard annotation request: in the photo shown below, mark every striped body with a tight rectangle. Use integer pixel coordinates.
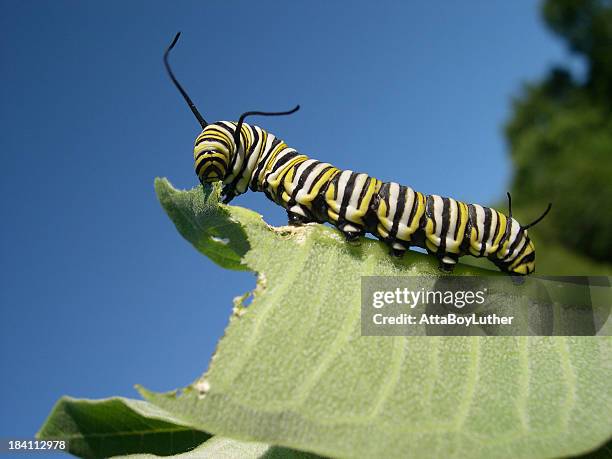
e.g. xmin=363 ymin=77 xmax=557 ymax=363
xmin=194 ymin=122 xmax=536 ymax=275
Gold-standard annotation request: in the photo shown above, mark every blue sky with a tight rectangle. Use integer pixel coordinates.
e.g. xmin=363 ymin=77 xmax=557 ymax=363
xmin=0 ymin=0 xmax=578 ymax=442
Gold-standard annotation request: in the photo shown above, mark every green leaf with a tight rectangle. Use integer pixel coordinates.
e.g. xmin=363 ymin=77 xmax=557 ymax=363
xmin=36 ymin=396 xmax=210 ymax=458
xmin=155 ymin=178 xmax=250 ymax=271
xmin=116 ymin=436 xmax=321 ymax=459
xmin=150 ymin=178 xmax=612 ymax=458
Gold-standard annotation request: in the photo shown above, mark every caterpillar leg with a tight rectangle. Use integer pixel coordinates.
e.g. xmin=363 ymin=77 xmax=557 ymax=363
xmin=286 ymin=204 xmax=317 ymax=226
xmin=220 ymin=184 xmax=237 ymax=204
xmin=338 ymin=222 xmax=364 ymax=242
xmin=287 ymin=211 xmax=312 ymax=226
xmin=389 ymin=241 xmax=409 ymax=257
xmin=438 ymin=255 xmax=458 ymax=273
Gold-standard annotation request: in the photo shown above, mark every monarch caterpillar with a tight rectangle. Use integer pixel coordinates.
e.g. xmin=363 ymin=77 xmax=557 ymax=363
xmin=164 ymin=33 xmax=551 ymax=276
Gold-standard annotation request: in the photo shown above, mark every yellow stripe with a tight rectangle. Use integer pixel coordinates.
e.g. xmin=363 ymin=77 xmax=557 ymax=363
xmin=239 ymin=124 xmax=254 ymax=151
xmin=267 ymin=156 xmax=307 ymax=196
xmin=351 ymin=177 xmax=381 ymax=223
xmin=195 ymin=151 xmax=226 ymax=163
xmin=377 ymin=224 xmax=389 ymax=239
xmin=509 ymin=241 xmax=534 ymax=270
xmin=325 ymin=183 xmax=340 ymax=213
xmin=295 ymin=168 xmax=340 ymax=207
xmin=197 ymin=159 xmax=226 ymax=171
xmin=358 ymin=178 xmax=381 ymax=215
xmin=263 ymin=141 xmax=289 ymax=174
xmin=327 ymin=208 xmax=339 ymax=222
xmin=409 ymin=192 xmax=426 ymax=235
xmin=376 ymin=199 xmax=391 ymax=232
xmin=447 ymin=201 xmax=469 ymax=254
xmin=490 ymin=212 xmax=507 ymax=253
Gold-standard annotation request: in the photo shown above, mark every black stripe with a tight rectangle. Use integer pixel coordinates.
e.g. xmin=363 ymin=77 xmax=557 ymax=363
xmin=406 ymin=188 xmax=419 ymax=231
xmin=250 ymin=129 xmax=269 ymax=190
xmin=512 ymin=251 xmax=535 ymax=270
xmin=356 ymin=175 xmax=372 ymax=210
xmin=196 ymin=163 xmax=223 ymax=179
xmin=507 ymin=236 xmax=531 ymax=264
xmin=425 ymin=195 xmax=436 ymax=234
xmin=196 ymin=125 xmax=233 ymax=150
xmin=292 ymin=161 xmax=320 ymax=198
xmin=467 ymin=204 xmax=477 ymax=239
xmin=195 ymin=159 xmax=207 ymax=176
xmin=302 ymin=164 xmax=332 ymax=198
xmin=379 ymin=183 xmax=390 ymax=217
xmin=266 ymin=152 xmax=301 ymax=199
xmin=329 ymin=172 xmax=340 ymax=202
xmin=438 ymin=198 xmax=451 ymax=254
xmin=339 ymin=173 xmax=358 ymax=220
xmin=217 ymin=121 xmax=238 ymax=140
xmin=494 ymin=211 xmax=509 ymax=255
xmin=389 ymin=184 xmax=407 ymax=239
xmin=195 ymin=136 xmax=231 ymax=150
xmin=269 ymin=150 xmax=299 ymax=174
xmin=253 ymin=137 xmax=283 ymax=185
xmin=276 ymin=160 xmax=304 ymax=201
xmin=490 ymin=210 xmax=501 ymax=249
xmin=229 ymin=125 xmax=259 ymax=190
xmin=480 ymin=207 xmax=492 ymax=256
xmin=195 ymin=157 xmax=225 ymax=176
xmin=463 ymin=204 xmax=477 ymax=253
xmin=495 ymin=214 xmax=514 ymax=257
xmin=505 ymin=230 xmax=525 ymax=261
xmin=453 ymin=200 xmax=462 ymax=241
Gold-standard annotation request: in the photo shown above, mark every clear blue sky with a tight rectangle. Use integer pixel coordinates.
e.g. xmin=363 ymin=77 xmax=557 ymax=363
xmin=1 ymin=0 xmax=578 ymax=442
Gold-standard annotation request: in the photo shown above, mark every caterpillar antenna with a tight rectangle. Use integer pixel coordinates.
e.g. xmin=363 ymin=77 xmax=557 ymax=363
xmin=522 ymin=203 xmax=552 ymax=230
xmin=233 ymin=105 xmax=300 ymax=151
xmin=164 ymin=32 xmax=208 ymax=128
xmin=506 ymin=192 xmax=513 ymax=218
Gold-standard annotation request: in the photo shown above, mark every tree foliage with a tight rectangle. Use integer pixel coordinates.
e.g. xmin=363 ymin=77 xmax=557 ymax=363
xmin=505 ymin=0 xmax=612 ymax=263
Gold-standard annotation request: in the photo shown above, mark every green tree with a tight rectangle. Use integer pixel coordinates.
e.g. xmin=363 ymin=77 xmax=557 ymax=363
xmin=505 ymin=0 xmax=612 ymax=265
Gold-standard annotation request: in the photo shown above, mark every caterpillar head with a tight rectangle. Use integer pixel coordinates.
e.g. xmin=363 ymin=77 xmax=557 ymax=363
xmin=501 ymin=230 xmax=536 ymax=276
xmin=193 ymin=125 xmax=232 ymax=184
xmin=164 ymin=32 xmax=299 ymax=187
xmin=192 ymin=103 xmax=300 ymax=185
xmin=495 ymin=195 xmax=552 ymax=276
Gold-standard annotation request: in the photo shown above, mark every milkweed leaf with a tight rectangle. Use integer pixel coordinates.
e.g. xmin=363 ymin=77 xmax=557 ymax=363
xmin=36 ymin=396 xmax=210 ymax=458
xmin=144 ymin=178 xmax=612 ymax=459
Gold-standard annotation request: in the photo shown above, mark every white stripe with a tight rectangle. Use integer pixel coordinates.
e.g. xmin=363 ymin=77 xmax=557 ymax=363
xmin=396 ymin=186 xmax=416 ymax=240
xmin=336 ymin=170 xmax=352 ymax=202
xmin=445 ymin=198 xmax=458 ymax=246
xmin=499 ymin=218 xmax=520 ymax=258
xmin=474 ymin=205 xmax=485 ymax=240
xmin=239 ymin=127 xmax=265 ymax=192
xmin=295 ymin=162 xmax=331 ymax=203
xmin=289 ymin=159 xmax=317 ymax=192
xmin=510 ymin=237 xmax=528 ymax=262
xmin=387 ymin=182 xmax=400 ymax=223
xmin=257 ymin=133 xmax=279 ymax=184
xmin=468 ymin=204 xmax=486 ymax=253
xmin=346 ymin=174 xmax=368 ymax=220
xmin=432 ymin=195 xmax=444 ymax=239
xmin=263 ymin=147 xmax=297 ymax=184
xmin=289 ymin=205 xmax=306 ymax=216
xmin=485 ymin=209 xmax=498 ymax=253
